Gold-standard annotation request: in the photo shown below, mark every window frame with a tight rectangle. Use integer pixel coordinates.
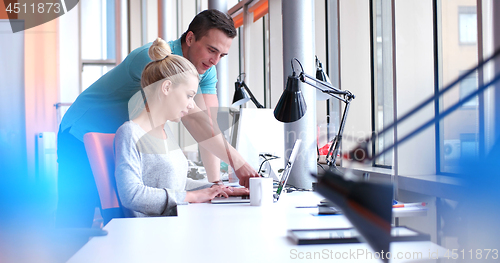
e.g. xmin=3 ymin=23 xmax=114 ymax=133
xmin=368 ymin=0 xmax=489 ymax=176
xmin=79 ymin=0 xmax=121 ymax=93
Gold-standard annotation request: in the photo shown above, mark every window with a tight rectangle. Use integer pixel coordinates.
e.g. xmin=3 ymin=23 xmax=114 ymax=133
xmin=363 ymin=0 xmax=496 ymax=177
xmin=81 ymin=0 xmax=116 ymax=92
xmin=459 ymin=71 xmax=478 ymax=108
xmin=440 ymin=0 xmax=480 ymax=173
xmin=458 ymin=6 xmax=477 ymax=45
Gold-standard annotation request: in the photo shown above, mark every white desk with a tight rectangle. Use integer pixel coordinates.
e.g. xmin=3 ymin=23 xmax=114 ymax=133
xmin=67 ymin=192 xmax=443 ymax=263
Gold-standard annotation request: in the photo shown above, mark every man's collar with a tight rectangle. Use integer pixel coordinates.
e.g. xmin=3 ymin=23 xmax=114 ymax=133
xmin=170 ymin=38 xmax=183 ymax=56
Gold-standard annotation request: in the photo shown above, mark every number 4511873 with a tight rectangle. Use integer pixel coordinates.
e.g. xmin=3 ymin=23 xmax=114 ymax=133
xmin=5 ymin=3 xmax=62 ymax=14
xmin=444 ymin=249 xmax=498 ymax=260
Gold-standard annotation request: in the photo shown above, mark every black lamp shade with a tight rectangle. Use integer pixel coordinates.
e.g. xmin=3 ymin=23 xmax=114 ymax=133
xmin=231 ymin=82 xmax=250 ymax=107
xmin=274 ymin=74 xmax=307 ymax=122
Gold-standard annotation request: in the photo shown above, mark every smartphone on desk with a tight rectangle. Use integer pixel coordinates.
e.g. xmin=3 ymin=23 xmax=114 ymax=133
xmin=288 ymin=226 xmax=430 ymax=245
xmin=318 ymin=198 xmax=342 ymax=215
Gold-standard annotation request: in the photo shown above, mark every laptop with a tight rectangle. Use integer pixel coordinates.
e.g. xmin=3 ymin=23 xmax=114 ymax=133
xmin=211 ymin=140 xmax=302 ymax=204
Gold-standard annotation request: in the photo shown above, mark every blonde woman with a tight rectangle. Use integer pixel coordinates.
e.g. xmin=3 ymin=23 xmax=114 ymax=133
xmin=114 ymin=38 xmax=248 ymax=217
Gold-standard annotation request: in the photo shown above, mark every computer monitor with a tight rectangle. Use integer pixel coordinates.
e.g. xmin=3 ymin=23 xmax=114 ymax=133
xmin=230 ymin=108 xmax=285 ymax=178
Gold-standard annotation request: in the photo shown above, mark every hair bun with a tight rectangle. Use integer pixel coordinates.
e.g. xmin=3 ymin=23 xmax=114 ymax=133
xmin=148 ymin=38 xmax=172 ymax=61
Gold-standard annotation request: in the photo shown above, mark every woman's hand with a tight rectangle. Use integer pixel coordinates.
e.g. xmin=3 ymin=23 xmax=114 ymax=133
xmin=211 ymin=184 xmax=249 ymax=197
xmin=221 ymin=186 xmax=249 ymax=196
xmin=184 ymin=185 xmax=229 ymax=203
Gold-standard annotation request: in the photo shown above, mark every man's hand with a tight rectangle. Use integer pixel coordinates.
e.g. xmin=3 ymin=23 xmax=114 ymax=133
xmin=234 ymin=162 xmax=260 ymax=188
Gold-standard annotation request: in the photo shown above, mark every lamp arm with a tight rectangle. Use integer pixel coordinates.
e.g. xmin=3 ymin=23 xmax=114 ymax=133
xmin=300 ymin=76 xmax=348 ymax=102
xmin=326 ymin=98 xmax=352 ymax=167
xmin=321 ymin=90 xmax=346 ymax=102
xmin=241 ymin=81 xmax=264 ymax=108
xmin=300 ymin=72 xmax=353 ymax=97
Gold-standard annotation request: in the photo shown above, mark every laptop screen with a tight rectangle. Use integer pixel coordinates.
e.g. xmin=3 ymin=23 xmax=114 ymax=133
xmin=275 ymin=139 xmax=302 ymax=200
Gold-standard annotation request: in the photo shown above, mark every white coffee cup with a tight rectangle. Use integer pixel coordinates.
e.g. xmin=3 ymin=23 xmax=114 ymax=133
xmin=250 ymin=177 xmax=273 ymax=206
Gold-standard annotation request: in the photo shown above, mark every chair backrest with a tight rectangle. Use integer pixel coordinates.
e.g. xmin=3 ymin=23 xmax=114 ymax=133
xmin=83 ymin=132 xmax=124 ymax=224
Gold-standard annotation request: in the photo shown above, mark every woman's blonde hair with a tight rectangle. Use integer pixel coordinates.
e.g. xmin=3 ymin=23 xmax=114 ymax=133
xmin=141 ymin=38 xmax=199 ymax=89
xmin=128 ymin=38 xmax=199 ymax=120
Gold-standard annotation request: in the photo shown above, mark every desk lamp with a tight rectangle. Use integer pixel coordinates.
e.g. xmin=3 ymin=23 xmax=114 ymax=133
xmin=231 ymin=73 xmax=264 ymax=108
xmin=274 ymin=58 xmax=355 ymax=171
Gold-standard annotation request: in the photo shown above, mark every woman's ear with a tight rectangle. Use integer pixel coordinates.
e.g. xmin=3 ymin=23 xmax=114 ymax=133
xmin=161 ymin=80 xmax=172 ymax=95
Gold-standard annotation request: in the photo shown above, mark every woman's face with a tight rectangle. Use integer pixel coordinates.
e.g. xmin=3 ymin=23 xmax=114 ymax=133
xmin=163 ymin=75 xmax=198 ymax=122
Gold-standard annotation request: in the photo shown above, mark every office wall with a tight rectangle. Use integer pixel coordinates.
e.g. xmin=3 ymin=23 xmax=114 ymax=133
xmin=21 ymin=17 xmax=60 ymax=179
xmin=0 ymin=20 xmax=27 ymax=178
xmin=0 ymin=15 xmax=59 ymax=180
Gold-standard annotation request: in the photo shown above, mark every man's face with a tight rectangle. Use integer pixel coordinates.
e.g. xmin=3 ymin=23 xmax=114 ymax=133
xmin=184 ymin=28 xmax=233 ymax=74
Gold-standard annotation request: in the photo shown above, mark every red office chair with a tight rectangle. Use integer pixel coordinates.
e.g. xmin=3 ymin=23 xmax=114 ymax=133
xmin=83 ymin=132 xmax=124 ymax=225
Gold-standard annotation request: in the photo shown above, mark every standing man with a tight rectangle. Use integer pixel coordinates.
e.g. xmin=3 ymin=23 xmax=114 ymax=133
xmin=56 ymin=9 xmax=258 ymax=228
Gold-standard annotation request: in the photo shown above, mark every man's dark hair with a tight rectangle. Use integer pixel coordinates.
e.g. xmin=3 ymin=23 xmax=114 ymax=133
xmin=181 ymin=9 xmax=237 ymax=43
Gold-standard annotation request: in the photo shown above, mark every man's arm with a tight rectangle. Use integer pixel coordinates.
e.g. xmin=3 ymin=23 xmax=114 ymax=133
xmin=181 ymin=98 xmax=258 ymax=188
xmin=193 ymin=94 xmax=221 ymax=183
